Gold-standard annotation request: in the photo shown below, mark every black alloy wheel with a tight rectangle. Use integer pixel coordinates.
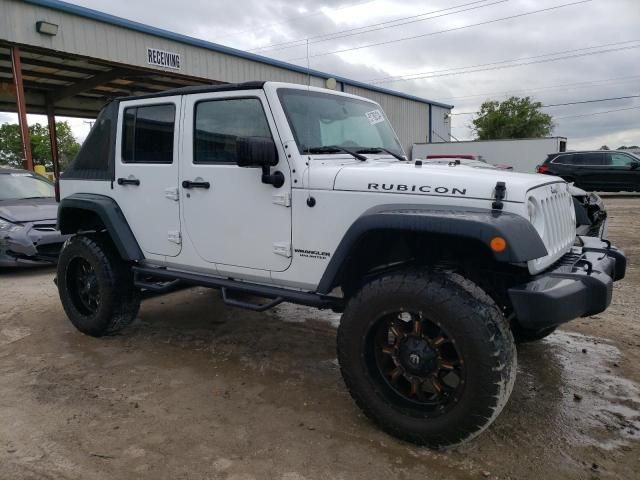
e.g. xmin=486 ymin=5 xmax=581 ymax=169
xmin=369 ymin=311 xmax=465 ymax=415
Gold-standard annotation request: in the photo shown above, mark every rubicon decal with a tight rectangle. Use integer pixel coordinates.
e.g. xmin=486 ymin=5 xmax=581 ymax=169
xmin=368 ymin=183 xmax=467 ymax=195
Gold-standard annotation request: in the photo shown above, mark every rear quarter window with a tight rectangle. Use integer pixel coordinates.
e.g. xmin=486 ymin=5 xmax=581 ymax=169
xmin=551 ymin=154 xmax=574 ymax=164
xmin=122 ymin=104 xmax=176 ymax=164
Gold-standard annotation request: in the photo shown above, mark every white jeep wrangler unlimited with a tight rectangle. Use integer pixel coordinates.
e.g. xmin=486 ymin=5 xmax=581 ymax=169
xmin=56 ymin=81 xmax=625 ymax=447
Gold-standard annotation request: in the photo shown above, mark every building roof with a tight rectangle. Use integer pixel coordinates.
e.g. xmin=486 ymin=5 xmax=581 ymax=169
xmin=117 ymin=81 xmax=266 ymax=101
xmin=23 ymin=0 xmax=453 ymax=109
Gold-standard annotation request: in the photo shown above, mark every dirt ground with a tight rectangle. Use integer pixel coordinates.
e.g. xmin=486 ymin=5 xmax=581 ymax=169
xmin=0 ymin=197 xmax=638 ymax=480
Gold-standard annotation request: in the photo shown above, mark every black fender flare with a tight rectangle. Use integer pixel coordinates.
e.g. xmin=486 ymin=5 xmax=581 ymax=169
xmin=316 ymin=204 xmax=547 ymax=294
xmin=57 ymin=193 xmax=144 ymax=261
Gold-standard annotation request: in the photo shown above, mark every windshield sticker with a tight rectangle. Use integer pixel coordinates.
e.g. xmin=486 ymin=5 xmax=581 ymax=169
xmin=10 ymin=173 xmax=31 ymax=177
xmin=365 ymin=109 xmax=385 ymax=125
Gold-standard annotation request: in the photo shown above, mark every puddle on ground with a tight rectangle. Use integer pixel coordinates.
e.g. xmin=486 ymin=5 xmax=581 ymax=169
xmin=270 ymin=303 xmax=341 ymax=329
xmin=538 ymin=330 xmax=640 ymax=449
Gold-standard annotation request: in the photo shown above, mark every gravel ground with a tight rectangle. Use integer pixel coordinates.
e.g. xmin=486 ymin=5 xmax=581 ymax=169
xmin=0 ymin=197 xmax=638 ymax=480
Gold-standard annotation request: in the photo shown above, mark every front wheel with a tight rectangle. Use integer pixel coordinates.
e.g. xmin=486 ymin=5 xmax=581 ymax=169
xmin=57 ymin=234 xmax=140 ymax=337
xmin=337 ymin=270 xmax=517 ymax=448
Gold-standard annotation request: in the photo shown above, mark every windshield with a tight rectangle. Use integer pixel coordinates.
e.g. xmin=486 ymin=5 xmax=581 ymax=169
xmin=277 ymin=88 xmax=404 ymax=157
xmin=0 ymin=173 xmax=54 ymax=201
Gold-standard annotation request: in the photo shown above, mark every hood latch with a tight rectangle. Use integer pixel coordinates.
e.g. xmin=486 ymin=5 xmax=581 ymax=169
xmin=492 ymin=181 xmax=506 ymax=210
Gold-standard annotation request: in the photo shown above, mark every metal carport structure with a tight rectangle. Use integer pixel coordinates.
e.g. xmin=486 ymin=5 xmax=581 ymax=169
xmin=0 ymin=0 xmax=453 ymax=188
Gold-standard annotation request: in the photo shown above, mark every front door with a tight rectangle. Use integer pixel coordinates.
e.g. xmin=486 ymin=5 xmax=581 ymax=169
xmin=180 ymin=91 xmax=292 ymax=272
xmin=113 ymin=97 xmax=182 ymax=257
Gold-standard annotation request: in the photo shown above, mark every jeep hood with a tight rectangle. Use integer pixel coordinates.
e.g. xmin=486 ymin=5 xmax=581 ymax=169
xmin=332 ymin=160 xmax=564 ymax=202
xmin=0 ymin=198 xmax=58 ymax=223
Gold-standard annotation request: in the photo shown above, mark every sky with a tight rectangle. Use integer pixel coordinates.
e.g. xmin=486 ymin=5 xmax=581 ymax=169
xmin=1 ymin=0 xmax=639 ymax=149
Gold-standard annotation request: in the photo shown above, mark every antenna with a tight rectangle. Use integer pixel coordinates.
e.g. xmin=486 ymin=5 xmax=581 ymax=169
xmin=306 ymin=39 xmax=311 ymax=87
xmin=304 ymin=40 xmax=315 ymax=207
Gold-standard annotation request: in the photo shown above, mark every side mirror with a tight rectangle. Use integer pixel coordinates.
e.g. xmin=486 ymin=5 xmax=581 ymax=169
xmin=630 ymin=162 xmax=639 ymax=170
xmin=236 ymin=136 xmax=278 ymax=168
xmin=236 ymin=136 xmax=284 ymax=188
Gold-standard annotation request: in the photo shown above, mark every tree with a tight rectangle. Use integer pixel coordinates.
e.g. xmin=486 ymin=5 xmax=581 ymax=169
xmin=600 ymin=145 xmax=610 ymax=150
xmin=472 ymin=96 xmax=554 ymax=140
xmin=0 ymin=121 xmax=81 ymax=171
xmin=617 ymin=145 xmax=639 ymax=150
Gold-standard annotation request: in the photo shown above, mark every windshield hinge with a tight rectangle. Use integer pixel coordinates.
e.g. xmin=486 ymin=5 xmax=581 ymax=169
xmin=272 ymin=192 xmax=291 ymax=207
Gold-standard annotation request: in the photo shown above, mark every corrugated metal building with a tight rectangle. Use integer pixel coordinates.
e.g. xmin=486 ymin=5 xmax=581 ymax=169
xmin=0 ymin=0 xmax=452 ymax=155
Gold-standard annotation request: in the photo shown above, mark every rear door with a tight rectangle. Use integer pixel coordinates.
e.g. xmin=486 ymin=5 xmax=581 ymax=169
xmin=113 ymin=97 xmax=182 ymax=257
xmin=572 ymin=152 xmax=607 ymax=190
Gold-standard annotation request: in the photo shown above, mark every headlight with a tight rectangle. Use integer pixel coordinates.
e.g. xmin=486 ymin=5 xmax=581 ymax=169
xmin=0 ymin=218 xmax=24 ymax=233
xmin=527 ymin=198 xmax=545 ymax=238
xmin=569 ymin=195 xmax=576 ymax=223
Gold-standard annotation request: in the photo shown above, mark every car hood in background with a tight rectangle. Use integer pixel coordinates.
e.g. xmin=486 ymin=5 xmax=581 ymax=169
xmin=0 ymin=198 xmax=58 ymax=223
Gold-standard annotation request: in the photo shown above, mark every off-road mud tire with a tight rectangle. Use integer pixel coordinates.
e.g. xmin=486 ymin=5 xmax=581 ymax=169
xmin=57 ymin=234 xmax=140 ymax=337
xmin=337 ymin=269 xmax=517 ymax=448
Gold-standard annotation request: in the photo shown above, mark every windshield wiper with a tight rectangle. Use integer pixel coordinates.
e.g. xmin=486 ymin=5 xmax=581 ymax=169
xmin=22 ymin=196 xmax=52 ymax=199
xmin=355 ymin=147 xmax=406 ymax=162
xmin=303 ymin=145 xmax=367 ymax=161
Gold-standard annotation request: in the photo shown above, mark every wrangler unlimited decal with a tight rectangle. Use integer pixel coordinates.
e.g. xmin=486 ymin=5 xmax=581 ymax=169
xmin=368 ymin=183 xmax=467 ymax=195
xmin=294 ymin=248 xmax=331 ymax=260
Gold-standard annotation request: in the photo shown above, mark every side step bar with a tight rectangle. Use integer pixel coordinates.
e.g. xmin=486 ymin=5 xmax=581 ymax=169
xmin=132 ymin=265 xmax=339 ymax=311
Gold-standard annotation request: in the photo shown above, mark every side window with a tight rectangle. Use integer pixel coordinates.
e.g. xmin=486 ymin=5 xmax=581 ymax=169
xmin=552 ymin=154 xmax=573 ymax=164
xmin=194 ymin=98 xmax=271 ymax=164
xmin=122 ymin=104 xmax=175 ymax=164
xmin=572 ymin=154 xmax=587 ymax=165
xmin=573 ymin=153 xmax=604 ymax=165
xmin=585 ymin=153 xmax=606 ymax=165
xmin=608 ymin=152 xmax=633 ymax=167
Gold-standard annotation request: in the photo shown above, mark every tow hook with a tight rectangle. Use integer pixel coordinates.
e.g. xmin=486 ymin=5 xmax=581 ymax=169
xmin=576 ymin=259 xmax=594 ymax=275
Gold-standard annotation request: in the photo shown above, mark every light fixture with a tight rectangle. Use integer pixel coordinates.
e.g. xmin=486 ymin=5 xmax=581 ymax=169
xmin=36 ymin=21 xmax=59 ymax=36
xmin=325 ymin=77 xmax=337 ymax=90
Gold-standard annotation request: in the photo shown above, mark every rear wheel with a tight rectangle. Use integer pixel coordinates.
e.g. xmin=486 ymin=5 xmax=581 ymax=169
xmin=337 ymin=270 xmax=516 ymax=448
xmin=57 ymin=234 xmax=140 ymax=337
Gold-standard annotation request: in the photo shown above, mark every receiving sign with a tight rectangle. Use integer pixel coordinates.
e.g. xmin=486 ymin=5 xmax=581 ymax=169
xmin=147 ymin=48 xmax=181 ymax=70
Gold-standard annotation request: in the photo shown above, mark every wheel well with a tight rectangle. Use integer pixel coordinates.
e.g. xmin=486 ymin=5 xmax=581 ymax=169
xmin=58 ymin=207 xmax=105 ymax=234
xmin=334 ymin=229 xmax=524 ymax=306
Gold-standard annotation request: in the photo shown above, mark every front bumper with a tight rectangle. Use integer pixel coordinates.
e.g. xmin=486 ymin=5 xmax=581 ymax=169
xmin=0 ymin=221 xmax=67 ymax=266
xmin=508 ymin=236 xmax=626 ymax=330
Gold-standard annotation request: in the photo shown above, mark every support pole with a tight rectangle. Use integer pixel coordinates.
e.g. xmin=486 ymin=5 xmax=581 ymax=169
xmin=10 ymin=46 xmax=33 ymax=171
xmin=47 ymin=103 xmax=60 ymax=202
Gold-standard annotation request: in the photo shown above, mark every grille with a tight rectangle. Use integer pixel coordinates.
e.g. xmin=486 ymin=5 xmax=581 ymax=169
xmin=32 ymin=224 xmax=57 ymax=232
xmin=528 ymin=183 xmax=576 ymax=274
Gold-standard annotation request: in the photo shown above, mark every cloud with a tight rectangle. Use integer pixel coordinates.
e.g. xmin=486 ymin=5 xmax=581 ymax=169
xmin=3 ymin=0 xmax=638 ymax=148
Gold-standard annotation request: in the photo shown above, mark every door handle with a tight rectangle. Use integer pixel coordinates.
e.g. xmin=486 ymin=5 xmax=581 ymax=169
xmin=182 ymin=180 xmax=210 ymax=189
xmin=117 ymin=177 xmax=140 ymax=186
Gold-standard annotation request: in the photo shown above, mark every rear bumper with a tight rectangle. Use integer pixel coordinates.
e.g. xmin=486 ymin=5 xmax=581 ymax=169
xmin=508 ymin=236 xmax=626 ymax=330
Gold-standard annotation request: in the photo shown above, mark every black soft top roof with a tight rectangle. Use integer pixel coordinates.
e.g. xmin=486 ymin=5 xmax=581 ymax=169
xmin=63 ymin=81 xmax=267 ymax=181
xmin=117 ymin=81 xmax=266 ymax=102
